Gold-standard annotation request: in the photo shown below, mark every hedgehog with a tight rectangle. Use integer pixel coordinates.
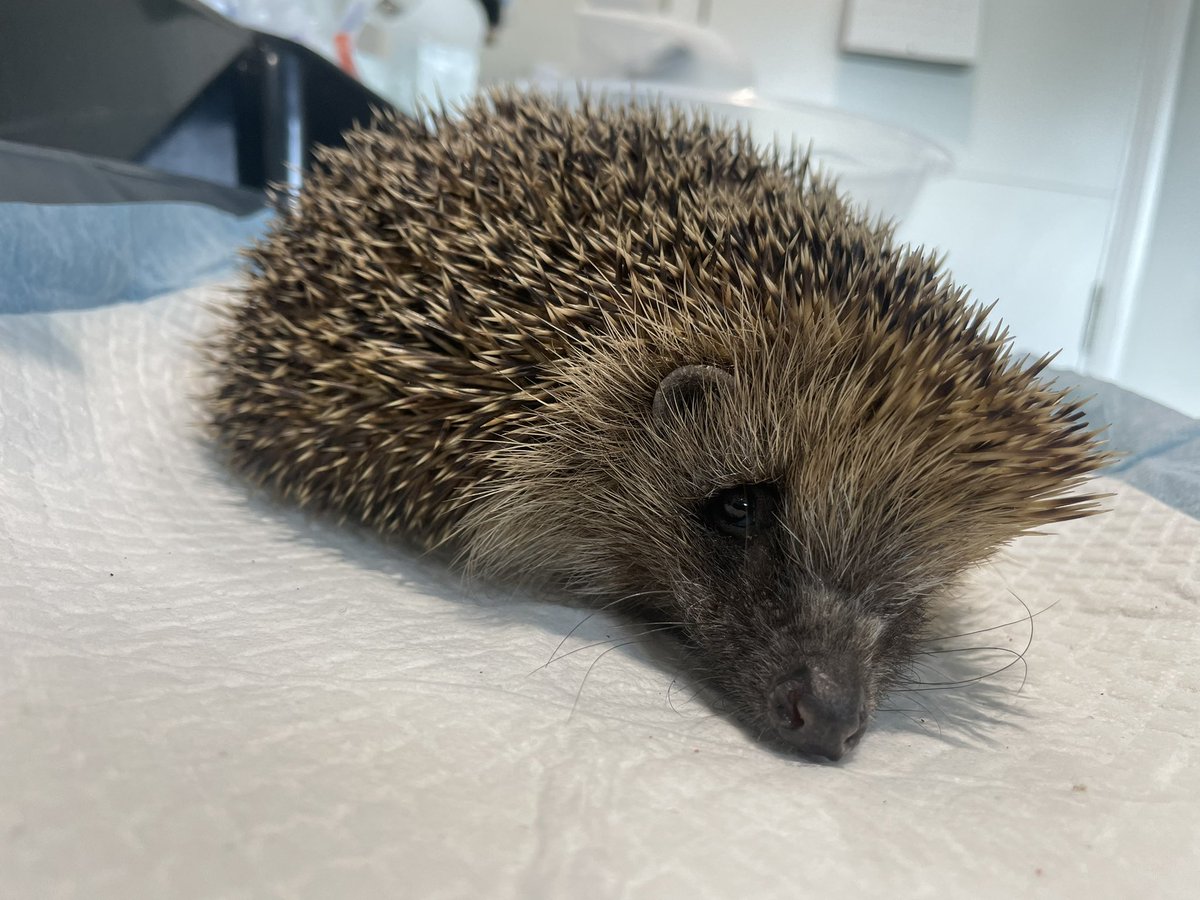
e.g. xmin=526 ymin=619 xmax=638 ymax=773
xmin=207 ymin=89 xmax=1111 ymax=761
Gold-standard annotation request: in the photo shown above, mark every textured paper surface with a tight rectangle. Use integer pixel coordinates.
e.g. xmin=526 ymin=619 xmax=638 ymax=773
xmin=2 ymin=288 xmax=1198 ymax=899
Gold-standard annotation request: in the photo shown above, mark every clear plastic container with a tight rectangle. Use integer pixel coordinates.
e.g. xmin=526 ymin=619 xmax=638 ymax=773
xmin=354 ymin=0 xmax=486 ymax=115
xmin=531 ymin=80 xmax=952 ymax=222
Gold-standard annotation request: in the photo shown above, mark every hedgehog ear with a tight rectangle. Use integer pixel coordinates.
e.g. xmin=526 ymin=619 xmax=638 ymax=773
xmin=652 ymin=365 xmax=733 ymax=425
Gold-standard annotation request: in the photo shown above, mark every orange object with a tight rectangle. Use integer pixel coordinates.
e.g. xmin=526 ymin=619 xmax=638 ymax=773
xmin=334 ymin=32 xmax=357 ymax=77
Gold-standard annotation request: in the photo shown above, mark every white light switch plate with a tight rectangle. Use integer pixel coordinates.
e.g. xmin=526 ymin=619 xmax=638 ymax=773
xmin=841 ymin=0 xmax=983 ymax=66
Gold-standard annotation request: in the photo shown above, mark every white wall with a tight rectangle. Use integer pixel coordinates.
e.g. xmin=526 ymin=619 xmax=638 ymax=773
xmin=1115 ymin=6 xmax=1200 ymax=417
xmin=480 ymin=0 xmax=583 ymax=81
xmin=482 ymin=1 xmax=1188 ymax=390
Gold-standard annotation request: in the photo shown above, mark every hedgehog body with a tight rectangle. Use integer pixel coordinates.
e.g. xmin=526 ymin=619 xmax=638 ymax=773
xmin=209 ymin=91 xmax=1109 ymax=759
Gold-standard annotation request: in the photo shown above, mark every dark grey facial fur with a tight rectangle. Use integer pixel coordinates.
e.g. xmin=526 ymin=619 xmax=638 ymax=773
xmin=665 ymin=492 xmax=929 ymax=759
xmin=640 ymin=366 xmax=930 ymax=760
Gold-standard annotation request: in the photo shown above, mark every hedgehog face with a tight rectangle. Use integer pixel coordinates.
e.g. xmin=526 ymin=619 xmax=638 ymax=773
xmin=672 ymin=484 xmax=909 ymax=761
xmin=639 ymin=364 xmax=930 ymax=760
xmin=457 ymin=311 xmax=1105 ymax=761
xmin=466 ymin=353 xmax=942 ymax=760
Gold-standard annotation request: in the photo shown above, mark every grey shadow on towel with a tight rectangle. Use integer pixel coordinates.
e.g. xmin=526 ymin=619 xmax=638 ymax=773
xmin=198 ymin=444 xmax=1033 ymax=759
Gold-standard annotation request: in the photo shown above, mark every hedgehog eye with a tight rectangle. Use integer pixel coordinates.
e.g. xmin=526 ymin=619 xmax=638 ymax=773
xmin=702 ymin=484 xmax=778 ymax=538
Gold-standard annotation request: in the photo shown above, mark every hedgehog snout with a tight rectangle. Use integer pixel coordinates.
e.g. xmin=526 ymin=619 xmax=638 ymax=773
xmin=766 ymin=659 xmax=868 ymax=762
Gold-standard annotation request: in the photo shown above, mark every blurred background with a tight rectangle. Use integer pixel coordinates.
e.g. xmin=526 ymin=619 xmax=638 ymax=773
xmin=1 ymin=0 xmax=1196 ymax=416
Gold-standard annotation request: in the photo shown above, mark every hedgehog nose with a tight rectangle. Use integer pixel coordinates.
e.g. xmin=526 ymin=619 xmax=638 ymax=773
xmin=767 ymin=664 xmax=867 ymax=761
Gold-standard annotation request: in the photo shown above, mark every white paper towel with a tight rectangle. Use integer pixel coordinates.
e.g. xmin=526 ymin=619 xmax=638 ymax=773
xmin=2 ymin=286 xmax=1198 ymax=899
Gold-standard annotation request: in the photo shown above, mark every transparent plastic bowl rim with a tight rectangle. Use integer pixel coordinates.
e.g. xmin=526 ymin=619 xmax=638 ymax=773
xmin=520 ymin=78 xmax=955 ymax=182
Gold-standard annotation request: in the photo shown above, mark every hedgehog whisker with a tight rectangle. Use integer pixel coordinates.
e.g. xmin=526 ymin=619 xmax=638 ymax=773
xmin=898 ymin=588 xmax=1037 ymax=694
xmin=568 ymin=638 xmax=655 ymax=720
xmin=535 ymin=624 xmax=678 ymax=675
xmin=920 ymin=595 xmax=1059 ymax=644
xmin=918 ymin=644 xmax=1028 ymax=658
xmin=667 ymin=675 xmax=693 ymax=716
xmin=543 ymin=611 xmax=601 ymax=670
xmin=895 ymin=651 xmax=1030 ymax=692
xmin=907 ymin=656 xmax=959 ymax=685
xmin=541 ymin=588 xmax=669 ymax=669
xmin=667 ymin=675 xmax=719 ymax=714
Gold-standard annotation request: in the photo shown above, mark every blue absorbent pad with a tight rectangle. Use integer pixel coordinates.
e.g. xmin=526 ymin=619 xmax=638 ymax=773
xmin=0 ymin=201 xmax=270 ymax=314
